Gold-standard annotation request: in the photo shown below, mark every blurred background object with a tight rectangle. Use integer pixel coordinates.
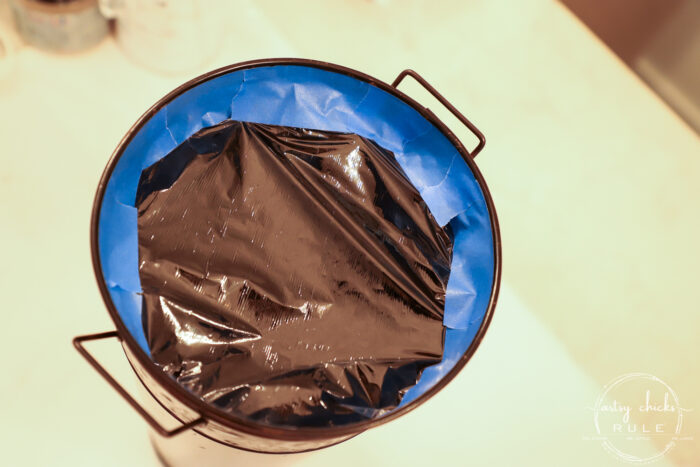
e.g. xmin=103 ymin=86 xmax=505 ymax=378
xmin=98 ymin=0 xmax=225 ymax=75
xmin=561 ymin=0 xmax=700 ymax=134
xmin=10 ymin=0 xmax=107 ymax=52
xmin=0 ymin=16 xmax=16 ymax=81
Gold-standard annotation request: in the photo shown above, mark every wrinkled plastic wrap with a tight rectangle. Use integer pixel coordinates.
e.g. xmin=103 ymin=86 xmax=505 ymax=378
xmin=135 ymin=120 xmax=453 ymax=426
xmin=98 ymin=65 xmax=495 ymax=422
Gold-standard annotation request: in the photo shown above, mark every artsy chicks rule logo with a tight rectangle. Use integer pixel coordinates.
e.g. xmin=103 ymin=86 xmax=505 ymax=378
xmin=589 ymin=373 xmax=693 ymax=464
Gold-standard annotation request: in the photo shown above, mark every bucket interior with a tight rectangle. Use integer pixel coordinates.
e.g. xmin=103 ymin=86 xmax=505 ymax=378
xmin=96 ymin=63 xmax=495 ymax=411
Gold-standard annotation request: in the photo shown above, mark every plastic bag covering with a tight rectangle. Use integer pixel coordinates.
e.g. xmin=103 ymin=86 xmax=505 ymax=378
xmin=135 ymin=120 xmax=453 ymax=425
xmin=97 ymin=64 xmax=494 ymax=414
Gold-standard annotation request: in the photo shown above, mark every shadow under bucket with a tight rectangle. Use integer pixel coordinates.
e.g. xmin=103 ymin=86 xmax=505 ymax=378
xmin=74 ymin=58 xmax=501 ymax=457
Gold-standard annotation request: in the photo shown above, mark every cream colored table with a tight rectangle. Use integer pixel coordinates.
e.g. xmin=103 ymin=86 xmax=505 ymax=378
xmin=0 ymin=1 xmax=697 ymax=466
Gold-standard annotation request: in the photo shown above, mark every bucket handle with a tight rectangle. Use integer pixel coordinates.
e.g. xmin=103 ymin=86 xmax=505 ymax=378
xmin=391 ymin=69 xmax=486 ymax=158
xmin=73 ymin=331 xmax=205 ymax=437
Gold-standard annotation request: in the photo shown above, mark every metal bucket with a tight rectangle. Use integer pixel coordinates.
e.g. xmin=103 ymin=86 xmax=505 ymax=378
xmin=74 ymin=58 xmax=501 ymax=457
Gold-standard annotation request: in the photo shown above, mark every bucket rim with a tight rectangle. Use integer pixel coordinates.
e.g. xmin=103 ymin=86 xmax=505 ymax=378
xmin=90 ymin=57 xmax=502 ymax=442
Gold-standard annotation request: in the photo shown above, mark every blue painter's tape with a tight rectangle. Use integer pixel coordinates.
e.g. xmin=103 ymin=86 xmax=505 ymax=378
xmin=97 ymin=64 xmax=494 ymax=404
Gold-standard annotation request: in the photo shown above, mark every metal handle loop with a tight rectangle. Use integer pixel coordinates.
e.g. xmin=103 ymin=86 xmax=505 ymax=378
xmin=73 ymin=331 xmax=205 ymax=437
xmin=391 ymin=69 xmax=486 ymax=158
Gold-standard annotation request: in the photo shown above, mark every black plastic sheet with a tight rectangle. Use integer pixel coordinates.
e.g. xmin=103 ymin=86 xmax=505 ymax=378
xmin=135 ymin=120 xmax=453 ymax=427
